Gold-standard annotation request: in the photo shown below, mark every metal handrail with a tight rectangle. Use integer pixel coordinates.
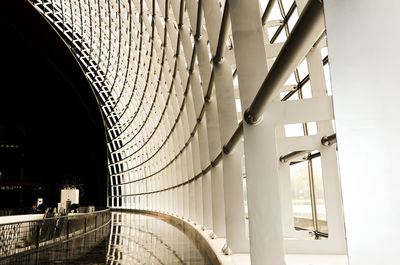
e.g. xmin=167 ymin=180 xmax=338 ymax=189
xmin=223 ymin=0 xmax=325 ymax=156
xmin=0 ymin=209 xmax=110 ymax=226
xmin=244 ymin=0 xmax=325 ymax=124
xmin=279 ymin=150 xmax=311 ymax=163
xmin=0 ymin=209 xmax=111 ymax=258
xmin=280 ymin=133 xmax=337 ymax=164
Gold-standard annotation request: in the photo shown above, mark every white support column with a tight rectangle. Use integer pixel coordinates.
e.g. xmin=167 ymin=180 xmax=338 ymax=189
xmin=176 ymin=119 xmax=185 ymax=218
xmin=198 ymin=120 xmax=213 ymax=229
xmin=166 ymin=132 xmax=174 ymax=214
xmin=181 ymin=107 xmax=191 ymax=220
xmin=186 ymin=143 xmax=195 ymax=221
xmin=186 ymin=89 xmax=200 ymax=222
xmin=195 ymin=176 xmax=204 ymax=225
xmin=210 ymin=165 xmax=226 ymax=237
xmin=324 ymin=1 xmax=400 ymax=264
xmin=192 ymin=133 xmax=204 ymax=224
xmin=229 ymin=0 xmax=285 ymax=264
xmin=214 ymin=60 xmax=249 ymax=253
xmin=205 ymin=95 xmax=226 ymax=237
xmin=182 ymin=150 xmax=190 ymax=219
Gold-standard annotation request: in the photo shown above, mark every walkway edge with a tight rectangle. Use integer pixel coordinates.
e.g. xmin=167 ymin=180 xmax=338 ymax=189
xmin=113 ymin=209 xmax=223 ymax=265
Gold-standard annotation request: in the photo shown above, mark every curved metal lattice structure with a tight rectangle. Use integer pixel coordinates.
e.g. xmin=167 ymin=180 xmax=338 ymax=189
xmin=28 ymin=0 xmax=347 ymax=263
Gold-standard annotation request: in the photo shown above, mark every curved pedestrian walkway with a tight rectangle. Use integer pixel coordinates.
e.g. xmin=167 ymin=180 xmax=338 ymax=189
xmin=0 ymin=211 xmax=213 ymax=265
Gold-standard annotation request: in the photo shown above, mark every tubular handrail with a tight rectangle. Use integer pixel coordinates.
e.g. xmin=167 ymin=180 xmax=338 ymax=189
xmin=0 ymin=209 xmax=110 ymax=226
xmin=0 ymin=209 xmax=111 ymax=258
xmin=279 ymin=150 xmax=311 ymax=163
xmin=244 ymin=0 xmax=325 ymax=124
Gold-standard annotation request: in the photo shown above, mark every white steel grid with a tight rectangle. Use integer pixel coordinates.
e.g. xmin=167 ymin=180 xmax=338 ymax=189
xmin=29 ymin=0 xmax=346 ymax=263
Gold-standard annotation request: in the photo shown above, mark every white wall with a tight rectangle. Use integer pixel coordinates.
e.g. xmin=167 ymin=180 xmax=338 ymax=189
xmin=323 ymin=1 xmax=400 ymax=264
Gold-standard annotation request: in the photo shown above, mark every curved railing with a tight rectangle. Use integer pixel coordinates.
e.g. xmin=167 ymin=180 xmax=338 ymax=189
xmin=0 ymin=209 xmax=110 ymax=259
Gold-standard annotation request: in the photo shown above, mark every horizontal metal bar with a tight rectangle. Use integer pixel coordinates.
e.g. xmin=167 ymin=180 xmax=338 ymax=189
xmin=202 ymin=164 xmax=212 ymax=175
xmin=280 ymin=150 xmax=310 ymax=163
xmin=321 ymin=133 xmax=336 ymax=146
xmin=289 ymin=151 xmax=321 ymax=165
xmin=211 ymin=151 xmax=223 ymax=167
xmin=244 ymin=0 xmax=325 ymax=124
xmin=315 ymin=231 xmax=328 ymax=238
xmin=294 ymin=226 xmax=328 ymax=238
xmin=223 ymin=121 xmax=243 ymax=154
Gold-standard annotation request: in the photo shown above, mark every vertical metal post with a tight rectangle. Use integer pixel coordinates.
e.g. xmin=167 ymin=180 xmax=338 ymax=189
xmin=84 ymin=217 xmax=87 ymax=233
xmin=66 ymin=220 xmax=70 ymax=239
xmin=307 ymin=159 xmax=319 ymax=237
xmin=210 ymin=164 xmax=226 ymax=237
xmin=205 ymin=90 xmax=226 ymax=237
xmin=198 ymin=119 xmax=213 ymax=229
xmin=36 ymin=225 xmax=40 ymax=248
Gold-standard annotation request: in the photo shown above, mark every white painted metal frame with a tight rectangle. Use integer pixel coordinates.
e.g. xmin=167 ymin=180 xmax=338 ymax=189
xmin=29 ymin=0 xmax=347 ymax=264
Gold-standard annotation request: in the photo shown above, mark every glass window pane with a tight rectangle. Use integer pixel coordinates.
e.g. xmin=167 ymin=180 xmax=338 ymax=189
xmin=287 ymin=8 xmax=298 ymax=31
xmin=267 ymin=26 xmax=280 ymax=41
xmin=306 ymin=122 xmax=318 ymax=135
xmin=285 ymin=123 xmax=304 ymax=137
xmin=297 ymin=59 xmax=309 ymax=80
xmin=301 ymin=81 xmax=312 ymax=99
xmin=311 ymin=156 xmax=328 ymax=234
xmin=323 ymin=64 xmax=332 ymax=96
xmin=290 ymin=160 xmax=313 ymax=230
xmin=268 ymin=1 xmax=282 ymax=21
xmin=281 ymin=0 xmax=294 ymax=14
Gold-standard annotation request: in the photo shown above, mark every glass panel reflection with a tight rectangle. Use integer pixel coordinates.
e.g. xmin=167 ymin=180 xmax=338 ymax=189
xmin=311 ymin=157 xmax=327 ymax=234
xmin=0 ymin=222 xmax=111 ymax=265
xmin=107 ymin=212 xmax=207 ymax=265
xmin=290 ymin=152 xmax=328 ymax=238
xmin=290 ymin=160 xmax=313 ymax=230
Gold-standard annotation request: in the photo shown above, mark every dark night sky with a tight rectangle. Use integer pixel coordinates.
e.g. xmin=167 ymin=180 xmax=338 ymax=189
xmin=0 ymin=1 xmax=107 ymax=208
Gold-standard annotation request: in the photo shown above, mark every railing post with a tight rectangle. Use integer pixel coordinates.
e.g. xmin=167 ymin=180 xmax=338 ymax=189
xmin=66 ymin=220 xmax=70 ymax=239
xmin=84 ymin=217 xmax=87 ymax=233
xmin=95 ymin=215 xmax=97 ymax=228
xmin=36 ymin=225 xmax=40 ymax=249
